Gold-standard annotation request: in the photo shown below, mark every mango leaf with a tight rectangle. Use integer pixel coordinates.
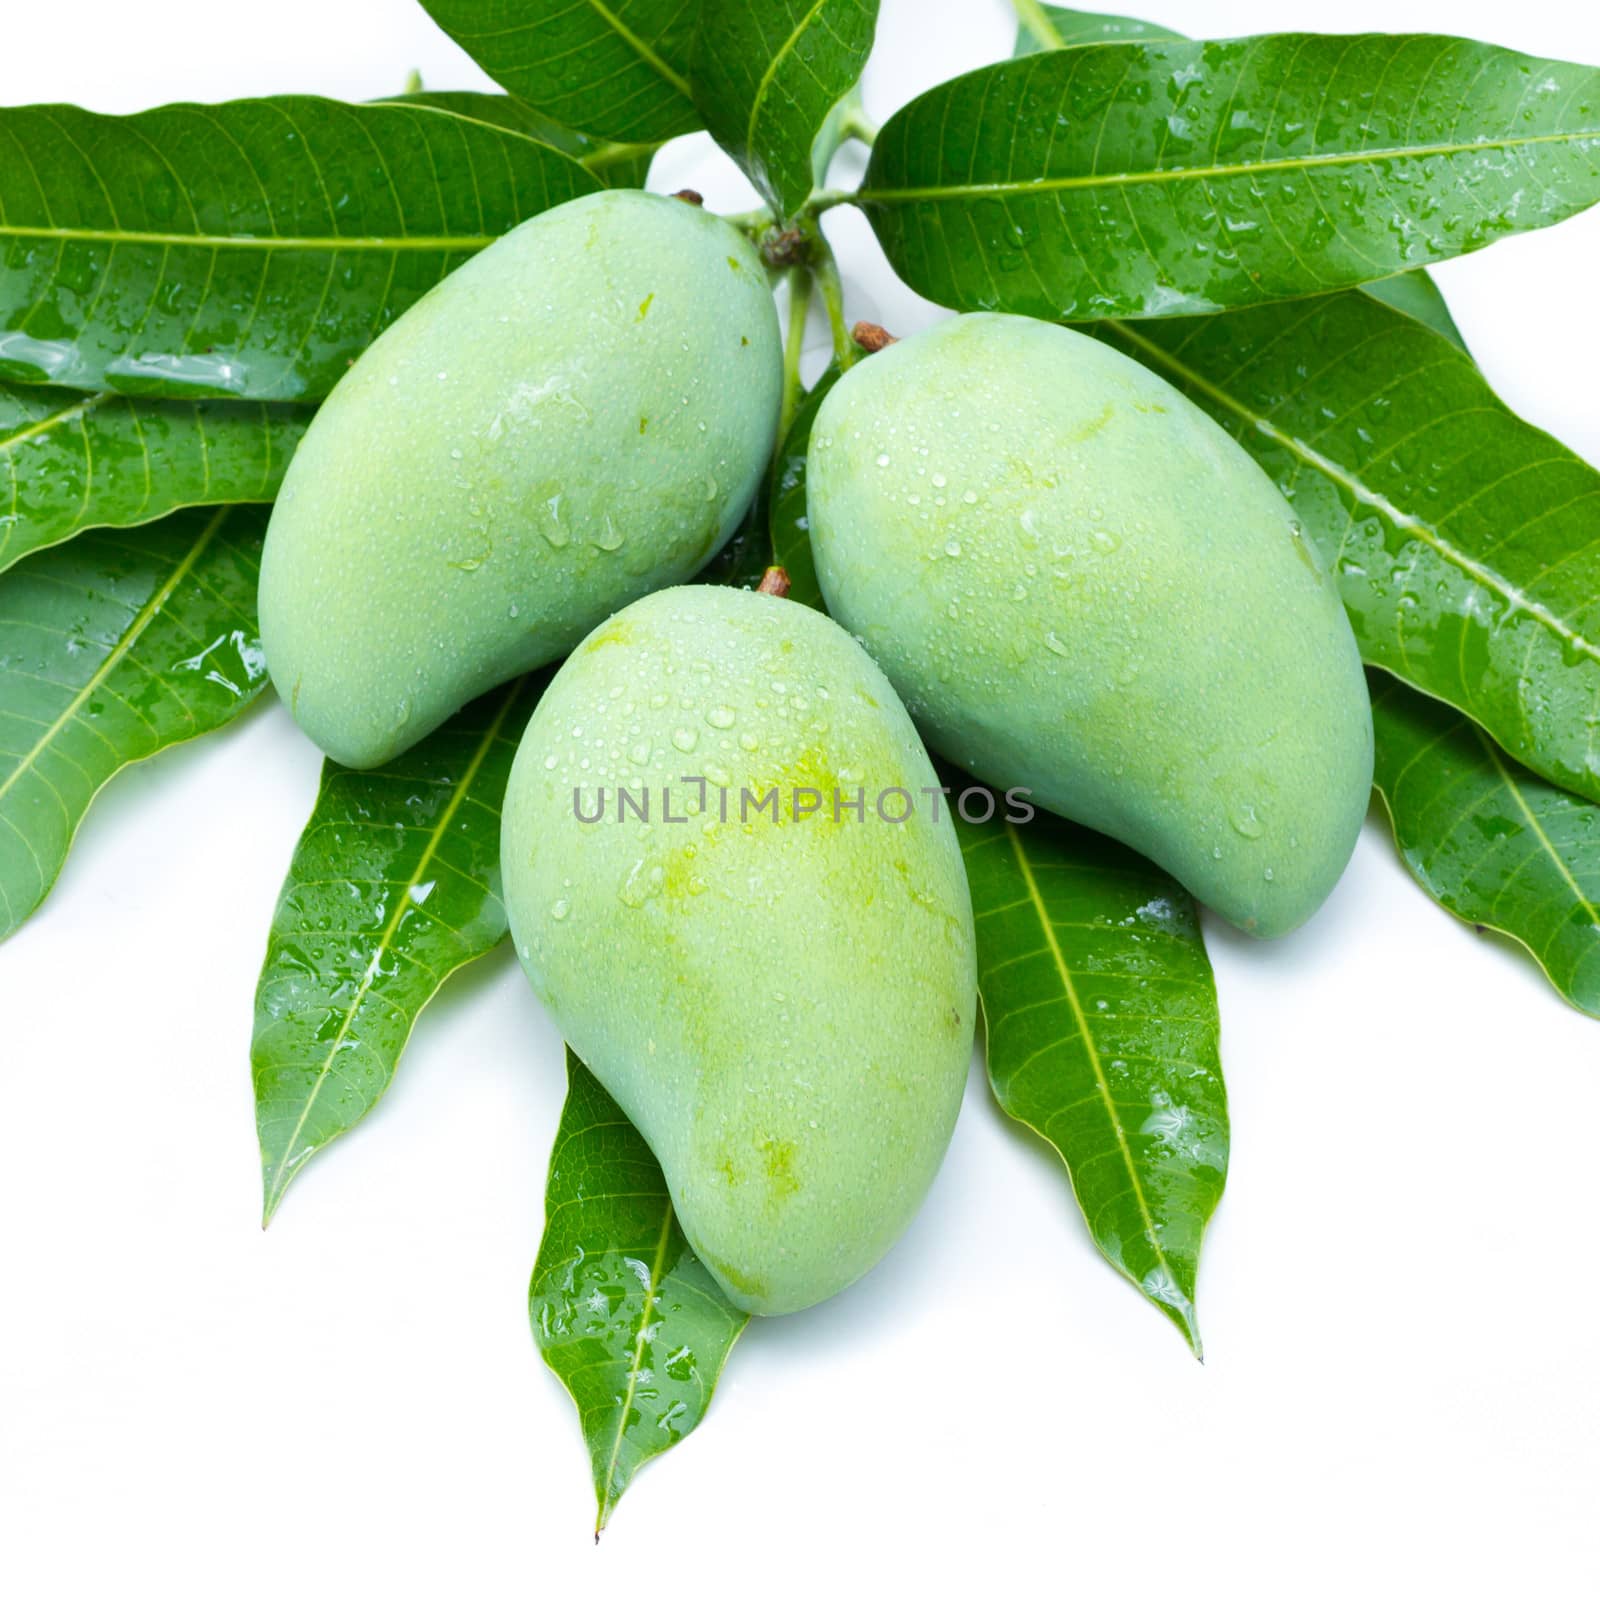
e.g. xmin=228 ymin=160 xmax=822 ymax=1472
xmin=692 ymin=0 xmax=881 ymax=218
xmin=767 ymin=364 xmax=840 ymax=608
xmin=1012 ymin=2 xmax=1184 ymax=53
xmin=532 ymin=1049 xmax=748 ymax=1536
xmin=0 ymin=505 xmax=268 ymax=943
xmin=1370 ymin=671 xmax=1600 ymax=1017
xmin=384 ymin=91 xmax=661 ymax=188
xmin=957 ymin=801 xmax=1226 ymax=1354
xmin=1098 ymin=292 xmax=1600 ymax=804
xmin=0 ymin=385 xmax=308 ymax=575
xmin=1012 ymin=8 xmax=1470 ymax=350
xmin=0 ymin=98 xmax=598 ymax=402
xmin=1361 ymin=271 xmax=1466 ymax=349
xmin=418 ymin=0 xmax=701 ymax=145
xmin=252 ymin=675 xmax=540 ymax=1221
xmin=858 ymin=34 xmax=1600 ymax=322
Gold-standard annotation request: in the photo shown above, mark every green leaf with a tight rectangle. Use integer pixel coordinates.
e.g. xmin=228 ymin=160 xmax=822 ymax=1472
xmin=1371 ymin=671 xmax=1600 ymax=1017
xmin=252 ymin=675 xmax=540 ymax=1220
xmin=1360 ymin=271 xmax=1467 ymax=350
xmin=0 ymin=384 xmax=308 ymax=576
xmin=768 ymin=363 xmax=840 ymax=608
xmin=532 ymin=1049 xmax=748 ymax=1535
xmin=858 ymin=34 xmax=1600 ymax=321
xmin=957 ymin=801 xmax=1227 ymax=1354
xmin=417 ymin=0 xmax=702 ymax=145
xmin=0 ymin=98 xmax=598 ymax=402
xmin=1012 ymin=2 xmax=1185 ymax=54
xmin=693 ymin=0 xmax=881 ymax=218
xmin=0 ymin=505 xmax=268 ymax=943
xmin=383 ymin=92 xmax=661 ymax=188
xmin=1010 ymin=12 xmax=1470 ymax=348
xmin=1098 ymin=291 xmax=1600 ymax=804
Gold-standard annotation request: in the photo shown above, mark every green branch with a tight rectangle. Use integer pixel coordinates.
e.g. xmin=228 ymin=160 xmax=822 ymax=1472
xmin=778 ymin=267 xmax=813 ymax=442
xmin=810 ymin=229 xmax=857 ymax=370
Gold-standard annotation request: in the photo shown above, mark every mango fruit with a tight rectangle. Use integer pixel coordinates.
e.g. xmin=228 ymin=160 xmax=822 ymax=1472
xmin=807 ymin=313 xmax=1373 ymax=938
xmin=502 ymin=585 xmax=977 ymax=1315
xmin=259 ymin=190 xmax=783 ymax=769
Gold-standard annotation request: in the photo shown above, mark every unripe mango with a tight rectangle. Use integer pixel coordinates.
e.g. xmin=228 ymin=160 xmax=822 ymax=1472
xmin=260 ymin=190 xmax=783 ymax=769
xmin=807 ymin=314 xmax=1373 ymax=938
xmin=502 ymin=586 xmax=977 ymax=1315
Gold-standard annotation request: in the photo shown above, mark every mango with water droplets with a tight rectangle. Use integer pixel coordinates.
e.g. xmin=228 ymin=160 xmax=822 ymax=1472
xmin=807 ymin=314 xmax=1372 ymax=937
xmin=501 ymin=586 xmax=977 ymax=1315
xmin=260 ymin=190 xmax=782 ymax=768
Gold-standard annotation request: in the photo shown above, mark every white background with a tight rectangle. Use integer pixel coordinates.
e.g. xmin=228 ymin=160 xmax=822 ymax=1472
xmin=3 ymin=1 xmax=1599 ymax=1595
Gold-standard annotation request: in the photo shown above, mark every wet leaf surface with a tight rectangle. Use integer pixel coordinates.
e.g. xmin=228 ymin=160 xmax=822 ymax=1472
xmin=1099 ymin=292 xmax=1600 ymax=803
xmin=418 ymin=0 xmax=702 ymax=145
xmin=957 ymin=799 xmax=1227 ymax=1354
xmin=252 ymin=676 xmax=541 ymax=1220
xmin=1371 ymin=671 xmax=1600 ymax=1017
xmin=0 ymin=384 xmax=308 ymax=575
xmin=384 ymin=91 xmax=662 ymax=188
xmin=693 ymin=0 xmax=880 ymax=218
xmin=0 ymin=504 xmax=268 ymax=943
xmin=532 ymin=1050 xmax=747 ymax=1535
xmin=0 ymin=98 xmax=597 ymax=401
xmin=860 ymin=34 xmax=1600 ymax=321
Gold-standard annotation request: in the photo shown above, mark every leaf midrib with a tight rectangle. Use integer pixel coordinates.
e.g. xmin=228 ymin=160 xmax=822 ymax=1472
xmin=1002 ymin=822 xmax=1179 ymax=1292
xmin=0 ymin=224 xmax=500 ymax=251
xmin=1475 ymin=723 xmax=1600 ymax=929
xmin=597 ymin=1202 xmax=674 ymax=1530
xmin=0 ymin=393 xmax=105 ymax=456
xmin=584 ymin=0 xmax=694 ymax=100
xmin=0 ymin=504 xmax=230 ymax=808
xmin=746 ymin=0 xmax=833 ymax=162
xmin=862 ymin=128 xmax=1598 ymax=205
xmin=259 ymin=680 xmax=524 ymax=1217
xmin=1107 ymin=319 xmax=1600 ymax=671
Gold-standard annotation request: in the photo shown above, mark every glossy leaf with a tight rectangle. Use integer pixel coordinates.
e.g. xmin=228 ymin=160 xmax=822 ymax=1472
xmin=0 ymin=505 xmax=268 ymax=943
xmin=958 ymin=802 xmax=1226 ymax=1354
xmin=693 ymin=0 xmax=881 ymax=218
xmin=1099 ymin=292 xmax=1600 ymax=803
xmin=767 ymin=364 xmax=839 ymax=609
xmin=1361 ymin=271 xmax=1466 ymax=349
xmin=859 ymin=34 xmax=1600 ymax=321
xmin=0 ymin=384 xmax=308 ymax=575
xmin=1371 ymin=671 xmax=1600 ymax=1017
xmin=532 ymin=1050 xmax=748 ymax=1535
xmin=418 ymin=0 xmax=701 ymax=145
xmin=385 ymin=92 xmax=661 ymax=188
xmin=1012 ymin=2 xmax=1184 ymax=54
xmin=1010 ymin=10 xmax=1473 ymax=348
xmin=0 ymin=98 xmax=598 ymax=402
xmin=252 ymin=676 xmax=540 ymax=1220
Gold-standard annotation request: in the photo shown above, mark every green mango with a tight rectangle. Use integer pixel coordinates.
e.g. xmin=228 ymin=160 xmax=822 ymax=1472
xmin=502 ymin=585 xmax=977 ymax=1315
xmin=807 ymin=313 xmax=1373 ymax=939
xmin=259 ymin=190 xmax=783 ymax=769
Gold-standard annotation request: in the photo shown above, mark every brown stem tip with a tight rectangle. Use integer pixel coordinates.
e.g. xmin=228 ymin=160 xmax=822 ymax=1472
xmin=672 ymin=188 xmax=704 ymax=207
xmin=760 ymin=226 xmax=810 ymax=269
xmin=757 ymin=566 xmax=792 ymax=599
xmin=852 ymin=321 xmax=898 ymax=354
